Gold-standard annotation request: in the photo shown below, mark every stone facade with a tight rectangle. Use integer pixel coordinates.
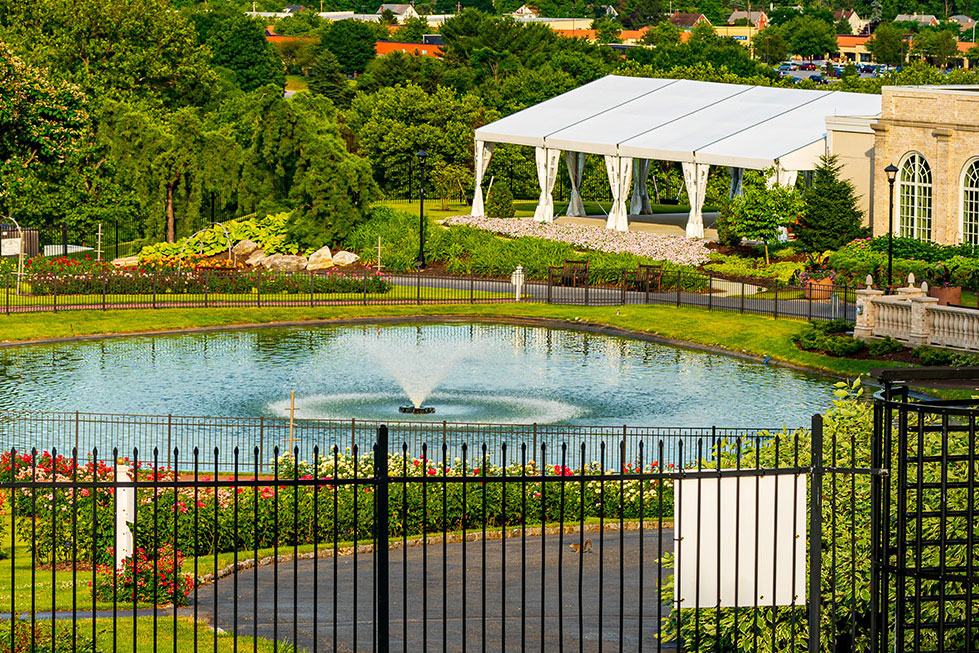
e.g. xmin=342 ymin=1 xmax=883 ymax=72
xmin=870 ymin=86 xmax=979 ymax=245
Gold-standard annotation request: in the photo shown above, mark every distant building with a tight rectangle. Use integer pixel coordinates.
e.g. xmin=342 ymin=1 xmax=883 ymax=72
xmin=893 ymin=13 xmax=940 ymax=27
xmin=376 ymin=3 xmax=420 ymax=21
xmin=950 ymin=14 xmax=977 ymax=33
xmin=833 ymin=9 xmax=867 ymax=34
xmin=375 ymin=41 xmax=442 ymax=57
xmin=509 ymin=4 xmax=540 ymax=17
xmin=669 ymin=12 xmax=710 ymax=28
xmin=727 ymin=10 xmax=768 ymax=29
xmin=284 ymin=4 xmax=305 ymax=12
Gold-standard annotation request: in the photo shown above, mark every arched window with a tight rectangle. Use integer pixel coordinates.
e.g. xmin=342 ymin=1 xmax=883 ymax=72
xmin=898 ymin=153 xmax=932 ymax=241
xmin=962 ymin=159 xmax=979 ymax=246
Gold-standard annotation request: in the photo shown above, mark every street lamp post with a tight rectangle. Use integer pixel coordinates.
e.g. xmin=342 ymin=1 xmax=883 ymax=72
xmin=885 ymin=163 xmax=899 ymax=293
xmin=416 ymin=150 xmax=428 ymax=269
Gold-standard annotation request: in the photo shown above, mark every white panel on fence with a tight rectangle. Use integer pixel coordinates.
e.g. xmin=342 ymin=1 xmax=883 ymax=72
xmin=115 ymin=460 xmax=136 ymax=570
xmin=674 ymin=473 xmax=807 ymax=608
xmin=1 ymin=238 xmax=22 ymax=256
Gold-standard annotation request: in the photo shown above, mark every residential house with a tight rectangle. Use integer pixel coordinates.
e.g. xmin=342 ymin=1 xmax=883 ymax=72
xmin=894 ymin=13 xmax=940 ymax=27
xmin=833 ymin=9 xmax=868 ymax=34
xmin=376 ymin=3 xmax=420 ymax=21
xmin=727 ymin=10 xmax=768 ymax=29
xmin=284 ymin=4 xmax=305 ymax=12
xmin=670 ymin=12 xmax=710 ymax=28
xmin=509 ymin=4 xmax=540 ymax=17
xmin=375 ymin=41 xmax=442 ymax=57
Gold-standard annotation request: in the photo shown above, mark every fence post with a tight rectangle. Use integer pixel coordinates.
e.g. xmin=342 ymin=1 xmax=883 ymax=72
xmin=676 ymin=270 xmax=681 ymax=308
xmin=470 ymin=273 xmax=474 ymax=304
xmin=61 ymin=222 xmax=68 ymax=257
xmin=808 ymin=286 xmax=813 ymax=321
xmin=257 ymin=273 xmax=262 ymax=308
xmin=363 ymin=272 xmax=368 ymax=305
xmin=309 ymin=272 xmax=314 ymax=308
xmin=808 ymin=414 xmax=824 ymax=653
xmin=532 ymin=423 xmax=538 ymax=458
xmin=5 ymin=274 xmax=9 ymax=315
xmin=115 ymin=458 xmax=135 ymax=570
xmin=204 ymin=270 xmax=210 ymax=309
xmin=114 ymin=221 xmax=119 ymax=260
xmin=152 ymin=271 xmax=157 ymax=309
xmin=740 ymin=280 xmax=745 ymax=314
xmin=416 ymin=273 xmax=421 ymax=305
xmin=708 ymin=274 xmax=713 ymax=311
xmin=774 ymin=281 xmax=779 ymax=319
xmin=375 ymin=425 xmax=390 ymax=653
xmin=166 ymin=414 xmax=172 ymax=470
xmin=259 ymin=417 xmax=265 ymax=475
xmin=546 ymin=274 xmax=552 ymax=304
xmin=584 ymin=275 xmax=589 ymax=306
xmin=102 ymin=272 xmax=107 ymax=311
xmin=620 ymin=272 xmax=626 ymax=305
xmin=53 ymin=275 xmax=58 ymax=314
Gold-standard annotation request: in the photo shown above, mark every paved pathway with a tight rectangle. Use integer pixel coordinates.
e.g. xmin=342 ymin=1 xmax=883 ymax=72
xmin=186 ymin=529 xmax=675 ymax=652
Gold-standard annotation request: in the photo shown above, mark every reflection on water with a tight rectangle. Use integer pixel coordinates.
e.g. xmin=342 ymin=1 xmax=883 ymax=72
xmin=0 ymin=323 xmax=837 ymax=434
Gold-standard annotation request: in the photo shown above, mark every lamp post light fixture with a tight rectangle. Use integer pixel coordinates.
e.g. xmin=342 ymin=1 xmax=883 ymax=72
xmin=885 ymin=163 xmax=899 ymax=293
xmin=416 ymin=150 xmax=428 ymax=270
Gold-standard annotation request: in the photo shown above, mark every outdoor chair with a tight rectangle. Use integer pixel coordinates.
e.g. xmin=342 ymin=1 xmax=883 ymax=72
xmin=548 ymin=260 xmax=589 ymax=287
xmin=622 ymin=263 xmax=663 ymax=293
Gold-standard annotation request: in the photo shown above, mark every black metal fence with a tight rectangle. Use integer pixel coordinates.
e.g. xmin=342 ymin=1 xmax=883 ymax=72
xmin=0 ymin=416 xmax=880 ymax=652
xmin=0 ymin=269 xmax=856 ymax=323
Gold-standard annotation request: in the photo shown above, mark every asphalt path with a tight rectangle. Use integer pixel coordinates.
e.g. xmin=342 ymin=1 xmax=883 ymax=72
xmin=187 ymin=528 xmax=675 ymax=652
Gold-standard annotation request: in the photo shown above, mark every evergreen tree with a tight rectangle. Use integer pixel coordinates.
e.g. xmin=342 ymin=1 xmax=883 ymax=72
xmin=797 ymin=155 xmax=865 ymax=252
xmin=308 ymin=50 xmax=349 ymax=105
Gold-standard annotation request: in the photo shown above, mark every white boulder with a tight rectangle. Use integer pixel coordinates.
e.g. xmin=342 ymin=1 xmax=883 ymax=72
xmin=245 ymin=249 xmax=267 ymax=267
xmin=332 ymin=250 xmax=360 ymax=266
xmin=232 ymin=239 xmax=260 ymax=258
xmin=111 ymin=256 xmax=140 ymax=267
xmin=306 ymin=246 xmax=334 ymax=270
xmin=261 ymin=254 xmax=308 ymax=272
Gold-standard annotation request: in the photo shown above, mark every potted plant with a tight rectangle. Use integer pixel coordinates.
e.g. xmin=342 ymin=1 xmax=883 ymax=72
xmin=927 ymin=262 xmax=962 ymax=306
xmin=800 ymin=254 xmax=836 ymax=300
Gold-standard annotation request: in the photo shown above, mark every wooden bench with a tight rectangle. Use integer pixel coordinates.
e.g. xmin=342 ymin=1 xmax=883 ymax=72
xmin=548 ymin=260 xmax=589 ymax=287
xmin=622 ymin=263 xmax=663 ymax=293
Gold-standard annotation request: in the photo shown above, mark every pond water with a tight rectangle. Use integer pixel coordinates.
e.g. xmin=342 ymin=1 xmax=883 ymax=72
xmin=0 ymin=322 xmax=837 ymax=431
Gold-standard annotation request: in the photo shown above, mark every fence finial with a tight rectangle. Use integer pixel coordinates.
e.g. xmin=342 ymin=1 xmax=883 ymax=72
xmin=921 ymin=281 xmax=928 ymax=293
xmin=907 ymin=272 xmax=915 ymax=287
xmin=865 ymin=274 xmax=873 ymax=289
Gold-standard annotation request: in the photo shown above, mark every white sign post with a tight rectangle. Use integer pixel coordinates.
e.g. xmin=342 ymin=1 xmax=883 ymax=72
xmin=510 ymin=265 xmax=525 ymax=302
xmin=674 ymin=473 xmax=807 ymax=608
xmin=115 ymin=459 xmax=136 ymax=570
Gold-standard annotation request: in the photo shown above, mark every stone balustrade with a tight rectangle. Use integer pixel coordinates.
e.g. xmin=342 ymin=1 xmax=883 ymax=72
xmin=854 ymin=274 xmax=979 ymax=352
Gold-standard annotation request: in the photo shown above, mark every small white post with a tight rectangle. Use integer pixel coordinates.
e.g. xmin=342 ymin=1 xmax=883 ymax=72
xmin=510 ymin=265 xmax=525 ymax=301
xmin=115 ymin=458 xmax=135 ymax=570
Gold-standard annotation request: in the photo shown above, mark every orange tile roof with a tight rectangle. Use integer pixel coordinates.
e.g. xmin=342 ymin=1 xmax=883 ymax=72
xmin=836 ymin=35 xmax=871 ymax=47
xmin=958 ymin=40 xmax=976 ymax=52
xmin=375 ymin=41 xmax=442 ymax=57
xmin=554 ymin=27 xmax=648 ymax=41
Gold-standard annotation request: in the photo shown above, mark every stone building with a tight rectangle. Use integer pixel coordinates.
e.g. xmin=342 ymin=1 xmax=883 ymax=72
xmin=868 ymin=86 xmax=979 ymax=246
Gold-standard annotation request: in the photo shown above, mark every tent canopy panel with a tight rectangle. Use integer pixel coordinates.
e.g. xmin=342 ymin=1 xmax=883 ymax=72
xmin=544 ymin=79 xmax=752 ymax=156
xmin=474 ymin=76 xmax=675 ymax=148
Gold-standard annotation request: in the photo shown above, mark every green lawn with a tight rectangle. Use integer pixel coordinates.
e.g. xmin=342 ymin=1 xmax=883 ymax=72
xmin=86 ymin=616 xmax=289 ymax=652
xmin=0 ymin=303 xmax=897 ymax=379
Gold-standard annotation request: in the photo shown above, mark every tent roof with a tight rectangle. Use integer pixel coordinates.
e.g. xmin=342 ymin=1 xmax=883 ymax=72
xmin=475 ymin=75 xmax=882 ymax=171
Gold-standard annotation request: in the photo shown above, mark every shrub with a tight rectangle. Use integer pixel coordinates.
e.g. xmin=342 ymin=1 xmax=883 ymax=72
xmin=485 ymin=183 xmax=515 ymax=219
xmin=703 ymin=253 xmax=804 ymax=283
xmin=792 ymin=321 xmax=864 ymax=356
xmin=0 ymin=618 xmax=94 ymax=653
xmin=94 ymin=545 xmax=193 ymax=606
xmin=713 ymin=199 xmax=741 ymax=246
xmin=796 ymin=154 xmax=866 ymax=251
xmin=139 ymin=213 xmax=305 ymax=260
xmin=867 ymin=336 xmax=904 ymax=356
xmin=913 ymin=345 xmax=979 ymax=367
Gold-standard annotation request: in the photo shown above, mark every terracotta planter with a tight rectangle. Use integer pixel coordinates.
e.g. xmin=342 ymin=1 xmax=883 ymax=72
xmin=928 ymin=285 xmax=962 ymax=306
xmin=804 ymin=277 xmax=834 ymax=300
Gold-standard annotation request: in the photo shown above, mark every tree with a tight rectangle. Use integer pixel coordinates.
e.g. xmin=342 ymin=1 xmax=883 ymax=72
xmin=911 ymin=29 xmax=960 ymax=68
xmin=752 ymin=26 xmax=788 ymax=64
xmin=201 ymin=12 xmax=285 ymax=92
xmin=319 ymin=20 xmax=378 ymax=75
xmin=620 ymin=0 xmax=664 ymax=28
xmin=356 ymin=51 xmax=452 ymax=95
xmin=731 ymin=172 xmax=804 ymax=263
xmin=797 ymin=155 xmax=865 ymax=252
xmin=397 ymin=16 xmax=430 ymax=43
xmin=592 ymin=17 xmax=623 ymax=43
xmin=272 ymin=37 xmax=318 ymax=76
xmin=433 ymin=163 xmax=473 ymax=209
xmin=783 ymin=16 xmax=839 ymax=60
xmin=308 ymin=49 xmax=349 ymax=105
xmin=768 ymin=7 xmax=802 ymax=26
xmin=640 ymin=20 xmax=681 ymax=46
xmin=835 ymin=18 xmax=854 ymax=35
xmin=380 ymin=8 xmax=398 ymax=24
xmin=866 ymin=22 xmax=908 ymax=66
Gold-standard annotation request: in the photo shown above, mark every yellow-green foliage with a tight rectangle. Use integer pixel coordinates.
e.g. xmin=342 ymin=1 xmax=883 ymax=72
xmin=138 ymin=214 xmax=304 ymax=260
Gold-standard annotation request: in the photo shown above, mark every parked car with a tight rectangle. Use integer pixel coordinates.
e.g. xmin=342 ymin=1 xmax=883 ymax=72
xmin=799 ymin=62 xmax=817 ymax=71
xmin=808 ymin=74 xmax=825 ymax=84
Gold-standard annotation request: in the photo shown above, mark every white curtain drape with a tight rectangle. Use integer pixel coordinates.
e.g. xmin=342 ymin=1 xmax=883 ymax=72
xmin=728 ymin=167 xmax=744 ymax=198
xmin=629 ymin=158 xmax=653 ymax=215
xmin=604 ymin=155 xmax=633 ymax=231
xmin=470 ymin=140 xmax=495 ymax=216
xmin=682 ymin=162 xmax=709 ymax=238
xmin=564 ymin=152 xmax=586 ymax=217
xmin=766 ymin=167 xmax=799 ymax=189
xmin=533 ymin=147 xmax=562 ymax=223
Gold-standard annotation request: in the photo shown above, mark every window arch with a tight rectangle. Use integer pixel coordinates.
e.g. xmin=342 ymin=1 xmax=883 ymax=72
xmin=898 ymin=153 xmax=932 ymax=241
xmin=961 ymin=159 xmax=979 ymax=246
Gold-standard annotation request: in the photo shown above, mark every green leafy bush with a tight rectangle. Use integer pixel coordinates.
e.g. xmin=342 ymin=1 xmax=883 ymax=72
xmin=0 ymin=618 xmax=94 ymax=653
xmin=704 ymin=253 xmax=804 ymax=283
xmin=792 ymin=321 xmax=866 ymax=356
xmin=485 ymin=183 xmax=515 ymax=219
xmin=94 ymin=545 xmax=193 ymax=606
xmin=139 ymin=213 xmax=304 ymax=260
xmin=912 ymin=345 xmax=979 ymax=367
xmin=867 ymin=336 xmax=904 ymax=356
xmin=713 ymin=199 xmax=741 ymax=247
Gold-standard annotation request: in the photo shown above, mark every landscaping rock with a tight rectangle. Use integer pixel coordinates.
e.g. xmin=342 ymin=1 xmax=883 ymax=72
xmin=306 ymin=246 xmax=334 ymax=270
xmin=245 ymin=249 xmax=267 ymax=267
xmin=111 ymin=256 xmax=140 ymax=267
xmin=232 ymin=239 xmax=260 ymax=258
xmin=261 ymin=254 xmax=308 ymax=272
xmin=332 ymin=251 xmax=360 ymax=266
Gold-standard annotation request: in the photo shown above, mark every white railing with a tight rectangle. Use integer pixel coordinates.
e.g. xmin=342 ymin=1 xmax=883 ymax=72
xmin=855 ymin=276 xmax=979 ymax=352
xmin=928 ymin=304 xmax=979 ymax=352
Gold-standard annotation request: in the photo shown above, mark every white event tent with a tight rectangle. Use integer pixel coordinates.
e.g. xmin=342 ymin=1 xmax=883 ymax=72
xmin=471 ymin=75 xmax=882 ymax=237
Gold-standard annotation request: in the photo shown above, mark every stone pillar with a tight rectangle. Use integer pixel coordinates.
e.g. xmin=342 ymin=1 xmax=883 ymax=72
xmin=854 ymin=288 xmax=884 ymax=340
xmin=896 ymin=274 xmax=925 ymax=299
xmin=909 ymin=294 xmax=940 ymax=346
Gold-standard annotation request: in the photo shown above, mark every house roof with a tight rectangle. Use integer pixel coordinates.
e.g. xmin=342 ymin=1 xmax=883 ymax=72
xmin=951 ymin=13 xmax=975 ymax=23
xmin=474 ymin=75 xmax=882 ymax=170
xmin=894 ymin=13 xmax=938 ymax=24
xmin=378 ymin=3 xmax=413 ymax=14
xmin=833 ymin=10 xmax=860 ymax=20
xmin=375 ymin=41 xmax=442 ymax=57
xmin=727 ymin=10 xmax=766 ymax=24
xmin=670 ymin=12 xmax=709 ymax=27
xmin=837 ymin=34 xmax=871 ymax=47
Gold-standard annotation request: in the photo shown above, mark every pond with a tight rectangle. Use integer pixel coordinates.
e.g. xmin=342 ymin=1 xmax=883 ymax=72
xmin=0 ymin=322 xmax=837 ymax=436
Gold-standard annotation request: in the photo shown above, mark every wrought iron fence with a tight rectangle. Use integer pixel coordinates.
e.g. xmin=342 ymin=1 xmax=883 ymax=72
xmin=0 ymin=417 xmax=880 ymax=652
xmin=0 ymin=269 xmax=856 ymax=323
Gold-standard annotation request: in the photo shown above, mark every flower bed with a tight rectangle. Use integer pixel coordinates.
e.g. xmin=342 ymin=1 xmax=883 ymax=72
xmin=442 ymin=216 xmax=712 ymax=267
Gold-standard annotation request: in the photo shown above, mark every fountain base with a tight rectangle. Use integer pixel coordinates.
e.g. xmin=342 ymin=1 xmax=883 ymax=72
xmin=399 ymin=404 xmax=436 ymax=415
